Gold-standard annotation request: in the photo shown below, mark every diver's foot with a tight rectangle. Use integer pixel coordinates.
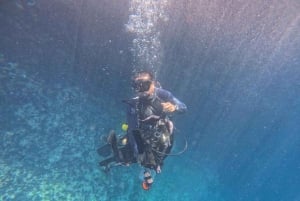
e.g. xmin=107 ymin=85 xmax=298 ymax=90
xmin=142 ymin=171 xmax=153 ymax=190
xmin=156 ymin=165 xmax=161 ymax=173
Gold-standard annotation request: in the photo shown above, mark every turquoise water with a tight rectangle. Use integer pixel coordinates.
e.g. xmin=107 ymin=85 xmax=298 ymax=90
xmin=1 ymin=0 xmax=300 ymax=201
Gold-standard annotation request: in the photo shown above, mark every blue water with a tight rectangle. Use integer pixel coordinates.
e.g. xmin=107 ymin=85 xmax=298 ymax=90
xmin=1 ymin=0 xmax=300 ymax=201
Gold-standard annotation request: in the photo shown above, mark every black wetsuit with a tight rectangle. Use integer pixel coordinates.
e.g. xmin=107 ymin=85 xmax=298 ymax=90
xmin=98 ymin=88 xmax=186 ymax=170
xmin=126 ymin=87 xmax=187 ymax=169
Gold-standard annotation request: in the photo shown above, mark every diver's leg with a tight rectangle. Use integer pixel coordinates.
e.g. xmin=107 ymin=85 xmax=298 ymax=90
xmin=142 ymin=170 xmax=154 ymax=190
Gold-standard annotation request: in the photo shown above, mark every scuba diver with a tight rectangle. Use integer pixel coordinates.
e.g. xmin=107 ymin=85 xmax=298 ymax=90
xmin=98 ymin=70 xmax=187 ymax=189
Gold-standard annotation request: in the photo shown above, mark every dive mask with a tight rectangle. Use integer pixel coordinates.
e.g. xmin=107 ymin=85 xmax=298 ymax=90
xmin=132 ymin=79 xmax=152 ymax=92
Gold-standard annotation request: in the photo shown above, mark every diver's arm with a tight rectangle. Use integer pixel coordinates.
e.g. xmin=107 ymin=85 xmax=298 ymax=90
xmin=171 ymin=97 xmax=187 ymax=113
xmin=156 ymin=88 xmax=187 ymax=113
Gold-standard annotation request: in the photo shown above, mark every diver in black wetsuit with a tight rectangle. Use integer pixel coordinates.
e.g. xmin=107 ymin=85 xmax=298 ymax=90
xmin=98 ymin=71 xmax=187 ymax=187
xmin=128 ymin=71 xmax=187 ymax=173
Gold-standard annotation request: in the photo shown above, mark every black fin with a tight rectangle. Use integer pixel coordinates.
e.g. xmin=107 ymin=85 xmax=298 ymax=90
xmin=97 ymin=144 xmax=112 ymax=157
xmin=99 ymin=157 xmax=115 ymax=167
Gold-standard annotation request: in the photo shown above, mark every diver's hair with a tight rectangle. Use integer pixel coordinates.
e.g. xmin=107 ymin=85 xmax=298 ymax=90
xmin=133 ymin=70 xmax=155 ymax=81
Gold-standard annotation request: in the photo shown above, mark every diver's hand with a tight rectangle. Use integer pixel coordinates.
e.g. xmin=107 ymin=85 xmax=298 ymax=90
xmin=161 ymin=102 xmax=176 ymax=113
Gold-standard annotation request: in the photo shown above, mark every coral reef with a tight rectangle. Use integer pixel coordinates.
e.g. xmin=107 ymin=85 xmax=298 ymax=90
xmin=0 ymin=61 xmax=119 ymax=200
xmin=0 ymin=61 xmax=223 ymax=201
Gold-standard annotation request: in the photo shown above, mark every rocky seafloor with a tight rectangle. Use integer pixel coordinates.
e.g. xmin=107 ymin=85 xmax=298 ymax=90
xmin=0 ymin=60 xmax=224 ymax=201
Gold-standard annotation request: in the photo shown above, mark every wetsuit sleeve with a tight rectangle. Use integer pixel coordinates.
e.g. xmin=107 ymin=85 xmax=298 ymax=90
xmin=156 ymin=88 xmax=187 ymax=113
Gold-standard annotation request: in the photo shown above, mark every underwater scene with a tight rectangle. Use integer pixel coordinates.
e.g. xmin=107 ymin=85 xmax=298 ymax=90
xmin=0 ymin=0 xmax=300 ymax=201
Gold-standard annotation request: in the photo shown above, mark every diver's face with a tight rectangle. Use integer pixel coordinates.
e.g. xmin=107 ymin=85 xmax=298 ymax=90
xmin=133 ymin=74 xmax=155 ymax=96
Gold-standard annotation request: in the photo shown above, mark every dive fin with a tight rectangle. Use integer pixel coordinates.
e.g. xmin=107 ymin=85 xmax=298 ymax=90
xmin=97 ymin=144 xmax=112 ymax=157
xmin=97 ymin=130 xmax=116 ymax=157
xmin=99 ymin=157 xmax=115 ymax=167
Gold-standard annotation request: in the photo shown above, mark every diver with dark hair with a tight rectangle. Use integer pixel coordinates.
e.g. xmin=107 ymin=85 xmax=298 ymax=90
xmin=98 ymin=70 xmax=187 ymax=188
xmin=128 ymin=70 xmax=187 ymax=173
